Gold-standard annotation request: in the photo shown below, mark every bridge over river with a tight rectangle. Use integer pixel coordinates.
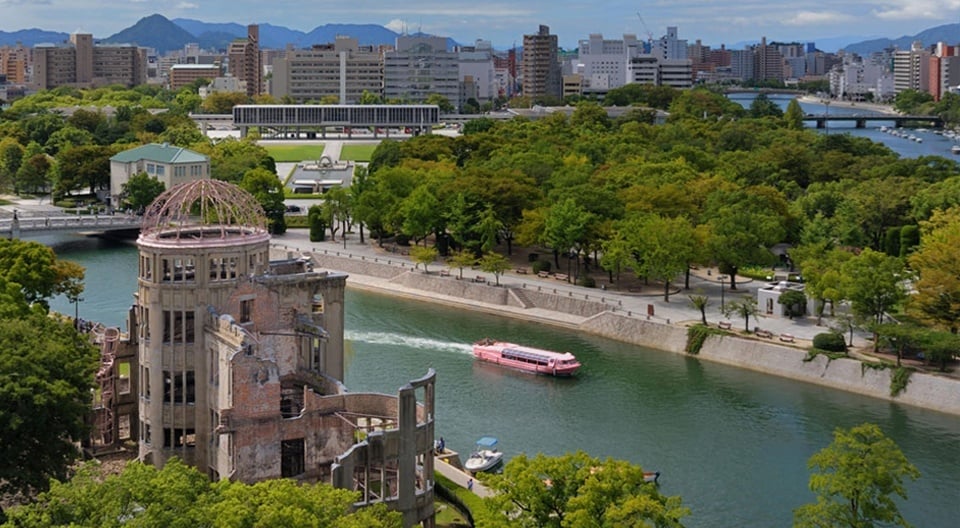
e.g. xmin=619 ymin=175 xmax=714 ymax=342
xmin=2 ymin=214 xmax=141 ymax=238
xmin=802 ymin=114 xmax=944 ymax=128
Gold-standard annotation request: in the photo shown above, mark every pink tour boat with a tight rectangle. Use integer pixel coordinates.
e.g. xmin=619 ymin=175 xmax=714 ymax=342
xmin=472 ymin=338 xmax=582 ymax=376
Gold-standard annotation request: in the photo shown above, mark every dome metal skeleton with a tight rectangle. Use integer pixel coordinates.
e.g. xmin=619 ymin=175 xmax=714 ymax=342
xmin=140 ymin=179 xmax=267 ymax=239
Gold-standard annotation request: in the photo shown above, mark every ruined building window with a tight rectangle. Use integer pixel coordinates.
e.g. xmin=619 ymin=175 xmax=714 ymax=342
xmin=240 ymin=299 xmax=253 ymax=324
xmin=163 ymin=370 xmax=196 ymax=404
xmin=143 ymin=366 xmax=150 ymax=400
xmin=143 ymin=423 xmax=151 ymax=445
xmin=118 ymin=361 xmax=131 ymax=395
xmin=281 ymin=439 xmax=305 ymax=477
xmin=162 ymin=311 xmax=195 ymax=343
xmin=164 ymin=428 xmax=196 ymax=448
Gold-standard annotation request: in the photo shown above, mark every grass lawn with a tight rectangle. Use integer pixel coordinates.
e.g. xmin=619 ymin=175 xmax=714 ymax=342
xmin=261 ymin=144 xmax=326 ymax=162
xmin=339 ymin=144 xmax=378 ymax=162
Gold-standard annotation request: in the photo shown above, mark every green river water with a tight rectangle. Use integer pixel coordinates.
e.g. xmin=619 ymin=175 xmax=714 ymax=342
xmin=46 ymin=235 xmax=960 ymax=527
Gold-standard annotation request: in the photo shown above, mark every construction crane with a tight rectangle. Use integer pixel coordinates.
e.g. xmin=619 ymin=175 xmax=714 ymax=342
xmin=636 ymin=12 xmax=654 ymax=43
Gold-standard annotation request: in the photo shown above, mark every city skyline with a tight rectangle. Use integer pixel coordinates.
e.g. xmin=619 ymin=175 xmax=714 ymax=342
xmin=0 ymin=0 xmax=957 ymax=50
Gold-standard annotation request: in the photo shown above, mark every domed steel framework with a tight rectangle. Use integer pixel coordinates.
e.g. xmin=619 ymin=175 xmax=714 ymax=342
xmin=141 ymin=179 xmax=267 ymax=239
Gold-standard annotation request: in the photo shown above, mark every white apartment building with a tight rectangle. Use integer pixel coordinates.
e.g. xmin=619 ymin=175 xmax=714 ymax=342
xmin=573 ymin=33 xmax=641 ymax=95
xmin=458 ymin=40 xmax=496 ymax=103
xmin=893 ymin=42 xmax=930 ymax=93
xmin=830 ymin=56 xmax=893 ymax=101
xmin=654 ymin=27 xmax=687 ymax=61
xmin=627 ymin=55 xmax=693 ymax=89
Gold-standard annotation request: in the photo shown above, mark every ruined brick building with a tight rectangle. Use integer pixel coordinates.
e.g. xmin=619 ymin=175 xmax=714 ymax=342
xmin=87 ymin=180 xmax=436 ymax=527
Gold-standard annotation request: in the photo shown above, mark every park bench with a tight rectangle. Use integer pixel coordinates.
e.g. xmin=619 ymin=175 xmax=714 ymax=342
xmin=718 ymin=321 xmax=733 ymax=330
xmin=473 ymin=275 xmax=486 ymax=283
xmin=554 ymin=273 xmax=569 ymax=281
xmin=515 ymin=267 xmax=529 ymax=274
xmin=779 ymin=333 xmax=795 ymax=343
xmin=439 ymin=270 xmax=450 ymax=277
xmin=538 ymin=271 xmax=550 ymax=278
xmin=754 ymin=328 xmax=773 ymax=339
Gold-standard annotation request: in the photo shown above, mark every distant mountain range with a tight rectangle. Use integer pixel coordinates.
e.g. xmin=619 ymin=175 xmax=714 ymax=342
xmin=841 ymin=23 xmax=960 ymax=55
xmin=0 ymin=14 xmax=956 ymax=56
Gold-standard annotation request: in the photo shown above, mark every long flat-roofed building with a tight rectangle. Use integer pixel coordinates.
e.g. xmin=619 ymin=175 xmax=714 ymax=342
xmin=33 ymin=33 xmax=147 ymax=90
xmin=169 ymin=64 xmax=222 ymax=91
xmin=384 ymin=36 xmax=459 ymax=107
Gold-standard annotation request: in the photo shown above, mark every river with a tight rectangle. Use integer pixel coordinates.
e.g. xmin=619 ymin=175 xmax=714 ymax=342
xmin=731 ymin=94 xmax=959 ymax=160
xmin=45 ymin=235 xmax=960 ymax=528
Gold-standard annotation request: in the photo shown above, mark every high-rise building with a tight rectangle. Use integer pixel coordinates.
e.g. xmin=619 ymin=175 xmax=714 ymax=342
xmin=272 ymin=37 xmax=383 ymax=104
xmin=228 ymin=24 xmax=262 ymax=97
xmin=383 ymin=36 xmax=459 ymax=107
xmin=756 ymin=37 xmax=784 ymax=83
xmin=574 ymin=33 xmax=641 ymax=95
xmin=32 ymin=33 xmax=147 ymax=90
xmin=0 ymin=43 xmax=29 ymax=84
xmin=169 ymin=64 xmax=222 ymax=91
xmin=522 ymin=25 xmax=562 ymax=101
xmin=458 ymin=40 xmax=496 ymax=103
xmin=893 ymin=41 xmax=930 ymax=94
xmin=654 ymin=26 xmax=687 ymax=61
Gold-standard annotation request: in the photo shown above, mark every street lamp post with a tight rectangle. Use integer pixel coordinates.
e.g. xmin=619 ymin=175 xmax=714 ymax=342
xmin=74 ymin=296 xmax=84 ymax=325
xmin=824 ymin=99 xmax=830 ymax=135
xmin=718 ymin=275 xmax=728 ymax=312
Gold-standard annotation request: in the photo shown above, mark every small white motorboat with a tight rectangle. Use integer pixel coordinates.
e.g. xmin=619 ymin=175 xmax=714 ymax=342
xmin=952 ymin=145 xmax=960 ymax=155
xmin=464 ymin=436 xmax=504 ymax=473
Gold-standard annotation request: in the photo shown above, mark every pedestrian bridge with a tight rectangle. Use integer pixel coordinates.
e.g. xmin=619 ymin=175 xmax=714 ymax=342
xmin=2 ymin=214 xmax=141 ymax=238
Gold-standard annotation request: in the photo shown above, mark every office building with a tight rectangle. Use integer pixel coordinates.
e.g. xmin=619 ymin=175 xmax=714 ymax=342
xmin=272 ymin=37 xmax=383 ymax=104
xmin=522 ymin=25 xmax=562 ymax=101
xmin=33 ymin=33 xmax=147 ymax=90
xmin=458 ymin=40 xmax=496 ymax=103
xmin=109 ymin=143 xmax=211 ymax=209
xmin=228 ymin=24 xmax=262 ymax=97
xmin=384 ymin=36 xmax=459 ymax=107
xmin=169 ymin=64 xmax=222 ymax=91
xmin=573 ymin=33 xmax=640 ymax=95
xmin=0 ymin=43 xmax=29 ymax=84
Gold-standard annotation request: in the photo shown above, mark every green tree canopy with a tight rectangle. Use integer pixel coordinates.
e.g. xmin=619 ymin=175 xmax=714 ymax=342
xmin=0 ymin=311 xmax=98 ymax=503
xmin=0 ymin=238 xmax=85 ymax=306
xmin=793 ymin=423 xmax=920 ymax=528
xmin=2 ymin=458 xmax=402 ymax=527
xmin=239 ymin=167 xmax=286 ymax=235
xmin=480 ymin=451 xmax=688 ymax=528
xmin=121 ymin=171 xmax=166 ymax=212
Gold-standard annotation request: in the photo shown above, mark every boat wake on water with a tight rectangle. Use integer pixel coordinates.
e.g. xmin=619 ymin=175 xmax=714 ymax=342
xmin=345 ymin=331 xmax=474 ymax=355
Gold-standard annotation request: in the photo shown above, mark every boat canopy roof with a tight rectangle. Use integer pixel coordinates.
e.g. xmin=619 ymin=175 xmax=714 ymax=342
xmin=476 ymin=436 xmax=498 ymax=447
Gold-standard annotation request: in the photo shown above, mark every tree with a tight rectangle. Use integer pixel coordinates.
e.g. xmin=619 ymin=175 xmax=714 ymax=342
xmin=400 ymin=186 xmax=441 ymax=246
xmin=425 ymin=93 xmax=455 ymax=113
xmin=0 ymin=311 xmax=99 ymax=506
xmin=748 ymin=93 xmax=783 ymax=118
xmin=723 ymin=295 xmax=760 ymax=333
xmin=791 ymin=243 xmax=852 ymax=325
xmin=201 ymin=91 xmax=250 ymax=114
xmin=0 ymin=238 xmax=86 ymax=306
xmin=410 ymin=245 xmax=439 ymax=273
xmin=121 ymin=171 xmax=166 ymax=212
xmin=793 ymin=423 xmax=920 ymax=528
xmin=54 ymin=144 xmax=114 ymax=195
xmin=784 ymin=99 xmax=805 ymax=129
xmin=543 ymin=198 xmax=591 ymax=277
xmin=446 ymin=249 xmax=476 ymax=280
xmin=628 ymin=215 xmax=698 ymax=302
xmin=239 ymin=167 xmax=286 ymax=235
xmin=2 ymin=458 xmax=402 ymax=527
xmin=14 ymin=152 xmax=51 ymax=194
xmin=323 ymin=185 xmax=352 ymax=243
xmin=481 ymin=451 xmax=688 ymax=528
xmin=308 ymin=204 xmax=327 ymax=242
xmin=908 ymin=207 xmax=960 ymax=333
xmin=841 ymin=249 xmax=906 ymax=348
xmin=778 ymin=289 xmax=808 ymax=319
xmin=689 ymin=293 xmax=710 ymax=325
xmin=478 ymin=252 xmax=511 ymax=286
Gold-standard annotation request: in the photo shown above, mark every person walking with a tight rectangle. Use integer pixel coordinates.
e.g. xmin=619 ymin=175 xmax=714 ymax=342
xmin=467 ymin=478 xmax=473 ymax=492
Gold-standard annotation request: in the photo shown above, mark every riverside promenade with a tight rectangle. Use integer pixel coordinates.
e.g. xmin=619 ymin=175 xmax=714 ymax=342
xmin=270 ymin=230 xmax=850 ymax=347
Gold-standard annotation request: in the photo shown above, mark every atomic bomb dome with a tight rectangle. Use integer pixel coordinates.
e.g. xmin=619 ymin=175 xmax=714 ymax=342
xmin=139 ymin=179 xmax=268 ymax=243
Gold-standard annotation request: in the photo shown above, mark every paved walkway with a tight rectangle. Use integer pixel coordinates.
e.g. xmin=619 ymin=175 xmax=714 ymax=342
xmin=270 ymin=230 xmax=871 ymax=348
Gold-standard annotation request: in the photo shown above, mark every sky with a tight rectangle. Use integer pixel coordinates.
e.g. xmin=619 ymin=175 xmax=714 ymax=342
xmin=1 ymin=0 xmax=958 ymax=50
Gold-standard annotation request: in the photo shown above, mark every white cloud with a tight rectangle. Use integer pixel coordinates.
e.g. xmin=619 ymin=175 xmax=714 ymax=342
xmin=384 ymin=19 xmax=406 ymax=33
xmin=873 ymin=0 xmax=960 ymax=20
xmin=176 ymin=2 xmax=199 ymax=9
xmin=784 ymin=11 xmax=856 ymax=26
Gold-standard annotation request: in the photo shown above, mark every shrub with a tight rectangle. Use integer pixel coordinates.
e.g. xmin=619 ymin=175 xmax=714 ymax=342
xmin=577 ymin=275 xmax=596 ymax=288
xmin=812 ymin=332 xmax=847 ymax=353
xmin=686 ymin=324 xmax=722 ymax=355
xmin=307 ymin=205 xmax=325 ymax=242
xmin=527 ymin=252 xmax=540 ymax=263
xmin=531 ymin=260 xmax=551 ymax=274
xmin=55 ymin=199 xmax=77 ymax=208
xmin=395 ymin=234 xmax=410 ymax=246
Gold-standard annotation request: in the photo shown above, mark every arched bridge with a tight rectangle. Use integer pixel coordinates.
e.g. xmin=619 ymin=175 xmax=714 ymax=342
xmin=802 ymin=114 xmax=943 ymax=129
xmin=2 ymin=214 xmax=142 ymax=238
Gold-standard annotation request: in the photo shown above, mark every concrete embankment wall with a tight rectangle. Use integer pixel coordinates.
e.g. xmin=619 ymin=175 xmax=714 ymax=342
xmin=696 ymin=335 xmax=960 ymax=415
xmin=307 ymin=250 xmax=407 ymax=279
